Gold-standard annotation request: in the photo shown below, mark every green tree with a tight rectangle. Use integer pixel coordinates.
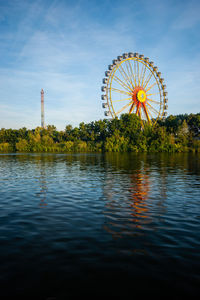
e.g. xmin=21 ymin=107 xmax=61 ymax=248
xmin=16 ymin=138 xmax=30 ymax=152
xmin=177 ymin=120 xmax=189 ymax=147
xmin=187 ymin=114 xmax=200 ymax=136
xmin=0 ymin=142 xmax=13 ymax=152
xmin=105 ymin=129 xmax=129 ymax=152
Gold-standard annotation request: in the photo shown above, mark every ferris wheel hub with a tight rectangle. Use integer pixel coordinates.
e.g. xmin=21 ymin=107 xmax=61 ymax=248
xmin=137 ymin=90 xmax=147 ymax=103
xmin=132 ymin=87 xmax=146 ymax=104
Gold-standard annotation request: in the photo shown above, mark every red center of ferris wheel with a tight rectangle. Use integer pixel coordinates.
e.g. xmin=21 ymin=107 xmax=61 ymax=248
xmin=129 ymin=87 xmax=149 ymax=121
xmin=132 ymin=87 xmax=146 ymax=104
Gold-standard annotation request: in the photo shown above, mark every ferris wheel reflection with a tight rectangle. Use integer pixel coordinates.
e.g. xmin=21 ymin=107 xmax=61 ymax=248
xmin=103 ymin=168 xmax=152 ymax=239
xmin=128 ymin=172 xmax=150 ymax=226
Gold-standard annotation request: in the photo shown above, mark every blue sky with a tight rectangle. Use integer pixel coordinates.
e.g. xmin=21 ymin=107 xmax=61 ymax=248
xmin=0 ymin=0 xmax=200 ymax=130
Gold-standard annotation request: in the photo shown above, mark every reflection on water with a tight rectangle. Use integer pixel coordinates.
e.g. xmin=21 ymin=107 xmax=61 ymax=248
xmin=103 ymin=165 xmax=152 ymax=238
xmin=0 ymin=153 xmax=200 ymax=297
xmin=37 ymin=164 xmax=48 ymax=207
xmin=129 ymin=171 xmax=150 ymax=227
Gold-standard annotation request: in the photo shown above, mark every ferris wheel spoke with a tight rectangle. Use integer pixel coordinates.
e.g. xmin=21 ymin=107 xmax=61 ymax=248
xmin=125 ymin=61 xmax=135 ymax=89
xmin=118 ymin=64 xmax=133 ymax=90
xmin=142 ymin=68 xmax=150 ymax=88
xmin=137 ymin=60 xmax=140 ymax=86
xmin=113 ymin=74 xmax=133 ymax=92
xmin=147 ymin=98 xmax=160 ymax=104
xmin=144 ymin=72 xmax=153 ymax=89
xmin=131 ymin=103 xmax=137 ymax=114
xmin=139 ymin=107 xmax=145 ymax=128
xmin=144 ymin=105 xmax=155 ymax=120
xmin=142 ymin=110 xmax=148 ymax=122
xmin=139 ymin=63 xmax=145 ymax=86
xmin=136 ymin=103 xmax=140 ymax=116
xmin=111 ymin=87 xmax=132 ymax=96
xmin=147 ymin=92 xmax=160 ymax=96
xmin=142 ymin=103 xmax=151 ymax=123
xmin=146 ymin=102 xmax=160 ymax=115
xmin=129 ymin=102 xmax=136 ymax=114
xmin=115 ymin=101 xmax=133 ymax=115
xmin=112 ymin=97 xmax=132 ymax=102
xmin=140 ymin=105 xmax=146 ymax=120
xmin=140 ymin=107 xmax=145 ymax=125
xmin=147 ymin=106 xmax=159 ymax=116
xmin=134 ymin=60 xmax=138 ymax=86
xmin=127 ymin=60 xmax=137 ymax=87
xmin=138 ymin=105 xmax=142 ymax=119
xmin=145 ymin=82 xmax=157 ymax=92
xmin=141 ymin=65 xmax=147 ymax=87
xmin=117 ymin=66 xmax=133 ymax=91
xmin=140 ymin=114 xmax=145 ymax=127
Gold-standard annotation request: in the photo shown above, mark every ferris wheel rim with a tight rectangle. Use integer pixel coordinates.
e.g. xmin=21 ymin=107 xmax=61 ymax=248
xmin=101 ymin=53 xmax=168 ymax=125
xmin=109 ymin=57 xmax=163 ymax=122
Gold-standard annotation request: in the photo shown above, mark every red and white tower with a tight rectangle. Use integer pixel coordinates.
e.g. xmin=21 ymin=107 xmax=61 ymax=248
xmin=41 ymin=89 xmax=44 ymax=128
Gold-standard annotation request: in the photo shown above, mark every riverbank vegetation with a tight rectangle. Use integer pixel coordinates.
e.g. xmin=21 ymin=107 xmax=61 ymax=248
xmin=0 ymin=113 xmax=200 ymax=153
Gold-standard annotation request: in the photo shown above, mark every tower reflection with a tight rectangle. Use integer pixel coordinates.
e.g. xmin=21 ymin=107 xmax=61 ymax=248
xmin=37 ymin=160 xmax=48 ymax=207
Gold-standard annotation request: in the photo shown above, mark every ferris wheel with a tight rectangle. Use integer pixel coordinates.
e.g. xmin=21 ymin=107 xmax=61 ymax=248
xmin=101 ymin=52 xmax=168 ymax=126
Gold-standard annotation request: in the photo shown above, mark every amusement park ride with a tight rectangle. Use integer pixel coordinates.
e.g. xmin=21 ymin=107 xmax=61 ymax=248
xmin=101 ymin=53 xmax=168 ymax=126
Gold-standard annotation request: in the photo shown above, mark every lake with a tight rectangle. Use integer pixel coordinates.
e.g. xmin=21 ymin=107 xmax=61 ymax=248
xmin=0 ymin=153 xmax=200 ymax=298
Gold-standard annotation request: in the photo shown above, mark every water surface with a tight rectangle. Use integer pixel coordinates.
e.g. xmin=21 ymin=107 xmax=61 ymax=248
xmin=0 ymin=153 xmax=200 ymax=298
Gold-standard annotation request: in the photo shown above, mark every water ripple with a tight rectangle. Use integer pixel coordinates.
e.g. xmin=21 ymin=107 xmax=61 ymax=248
xmin=0 ymin=153 xmax=200 ymax=297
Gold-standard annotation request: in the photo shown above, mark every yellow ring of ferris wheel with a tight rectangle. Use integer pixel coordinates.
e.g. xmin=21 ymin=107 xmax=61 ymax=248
xmin=137 ymin=90 xmax=146 ymax=103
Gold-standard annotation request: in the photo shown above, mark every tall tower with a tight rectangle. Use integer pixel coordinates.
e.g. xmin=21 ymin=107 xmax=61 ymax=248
xmin=41 ymin=89 xmax=44 ymax=128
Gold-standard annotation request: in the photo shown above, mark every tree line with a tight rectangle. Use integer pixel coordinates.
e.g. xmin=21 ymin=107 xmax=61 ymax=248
xmin=0 ymin=113 xmax=200 ymax=153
